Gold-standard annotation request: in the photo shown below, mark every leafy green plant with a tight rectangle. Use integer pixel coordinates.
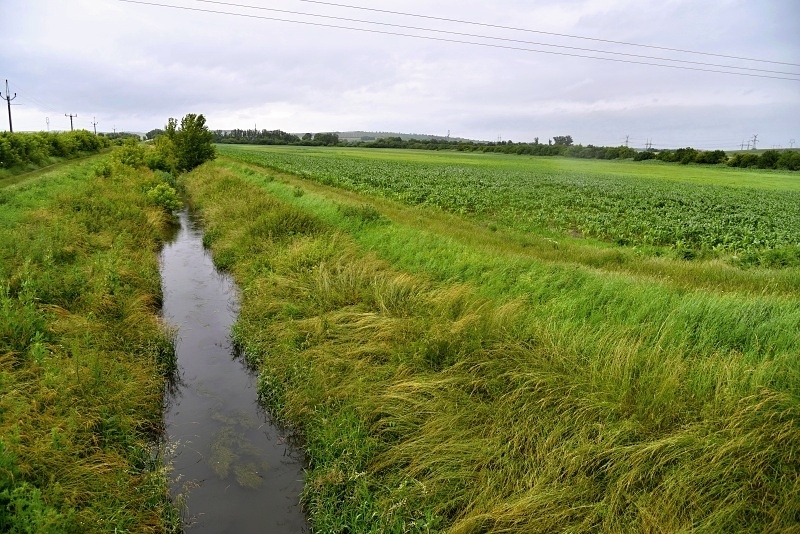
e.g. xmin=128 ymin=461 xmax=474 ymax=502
xmin=112 ymin=138 xmax=147 ymax=168
xmin=147 ymin=182 xmax=182 ymax=212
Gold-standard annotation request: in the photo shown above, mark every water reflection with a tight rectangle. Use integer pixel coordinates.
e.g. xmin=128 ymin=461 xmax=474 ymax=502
xmin=160 ymin=210 xmax=307 ymax=533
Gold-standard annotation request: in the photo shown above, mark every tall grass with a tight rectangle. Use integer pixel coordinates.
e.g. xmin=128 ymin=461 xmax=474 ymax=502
xmin=0 ymin=158 xmax=180 ymax=532
xmin=182 ymin=160 xmax=799 ymax=532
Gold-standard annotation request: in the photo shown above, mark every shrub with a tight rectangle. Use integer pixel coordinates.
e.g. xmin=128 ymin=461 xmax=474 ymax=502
xmin=728 ymin=153 xmax=760 ymax=168
xmin=146 ymin=183 xmax=182 ymax=212
xmin=93 ymin=160 xmax=113 ymax=178
xmin=112 ymin=138 xmax=147 ymax=168
xmin=758 ymin=150 xmax=781 ymax=169
xmin=695 ymin=150 xmax=727 ymax=165
xmin=776 ymin=151 xmax=800 ymax=171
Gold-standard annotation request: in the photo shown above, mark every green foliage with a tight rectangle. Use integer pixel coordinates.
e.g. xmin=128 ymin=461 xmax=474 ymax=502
xmin=777 ymin=150 xmax=800 ymax=170
xmin=728 ymin=149 xmax=799 ymax=170
xmin=93 ymin=160 xmax=112 ymax=178
xmin=145 ymin=128 xmax=164 ymax=140
xmin=758 ymin=149 xmax=781 ymax=169
xmin=552 ymin=134 xmax=573 ymax=146
xmin=0 ymin=131 xmax=109 ymax=170
xmin=312 ymin=132 xmax=340 ymax=146
xmin=728 ymin=152 xmax=760 ymax=168
xmin=146 ymin=182 xmax=182 ymax=213
xmin=694 ymin=149 xmax=727 ymax=164
xmin=171 ymin=113 xmax=216 ymax=172
xmin=215 ymin=128 xmax=301 ymax=145
xmin=112 ymin=138 xmax=147 ymax=168
xmin=146 ymin=135 xmax=178 ymax=173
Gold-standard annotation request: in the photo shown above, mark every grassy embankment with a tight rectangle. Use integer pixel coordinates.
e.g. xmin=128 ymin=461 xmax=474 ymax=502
xmin=183 ymin=147 xmax=799 ymax=532
xmin=0 ymin=157 xmax=180 ymax=532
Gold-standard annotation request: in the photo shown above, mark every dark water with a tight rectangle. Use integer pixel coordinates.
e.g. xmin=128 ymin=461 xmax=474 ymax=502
xmin=160 ymin=210 xmax=308 ymax=533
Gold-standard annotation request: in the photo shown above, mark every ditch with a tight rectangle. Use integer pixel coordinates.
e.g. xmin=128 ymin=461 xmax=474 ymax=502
xmin=160 ymin=209 xmax=308 ymax=532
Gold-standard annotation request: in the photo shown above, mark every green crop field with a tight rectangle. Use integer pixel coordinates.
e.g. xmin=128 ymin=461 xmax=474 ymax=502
xmin=179 ymin=146 xmax=800 ymax=532
xmin=219 ymin=145 xmax=800 ymax=267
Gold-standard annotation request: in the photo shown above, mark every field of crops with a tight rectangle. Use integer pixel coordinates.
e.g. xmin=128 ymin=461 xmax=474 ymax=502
xmin=220 ymin=145 xmax=800 ymax=265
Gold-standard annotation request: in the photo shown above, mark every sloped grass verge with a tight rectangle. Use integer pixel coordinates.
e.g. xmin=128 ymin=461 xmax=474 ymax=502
xmin=182 ymin=161 xmax=800 ymax=533
xmin=0 ymin=159 xmax=180 ymax=532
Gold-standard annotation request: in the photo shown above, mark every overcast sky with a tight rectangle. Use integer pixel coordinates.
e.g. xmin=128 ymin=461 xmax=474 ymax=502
xmin=2 ymin=0 xmax=798 ymax=149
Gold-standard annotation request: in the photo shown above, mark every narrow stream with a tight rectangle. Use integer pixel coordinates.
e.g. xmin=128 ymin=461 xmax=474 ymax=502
xmin=160 ymin=209 xmax=308 ymax=533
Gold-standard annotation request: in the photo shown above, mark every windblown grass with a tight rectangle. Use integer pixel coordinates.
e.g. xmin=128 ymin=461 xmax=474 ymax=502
xmin=181 ymin=159 xmax=799 ymax=532
xmin=0 ymin=158 xmax=180 ymax=532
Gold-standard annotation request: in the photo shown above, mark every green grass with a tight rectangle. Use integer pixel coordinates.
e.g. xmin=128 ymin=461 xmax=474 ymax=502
xmin=0 ymin=157 xmax=180 ymax=532
xmin=181 ymin=154 xmax=800 ymax=533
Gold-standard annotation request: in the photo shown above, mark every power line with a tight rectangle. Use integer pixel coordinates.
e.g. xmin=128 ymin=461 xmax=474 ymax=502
xmin=295 ymin=0 xmax=800 ymax=68
xmin=115 ymin=0 xmax=800 ymax=81
xmin=188 ymin=0 xmax=800 ymax=77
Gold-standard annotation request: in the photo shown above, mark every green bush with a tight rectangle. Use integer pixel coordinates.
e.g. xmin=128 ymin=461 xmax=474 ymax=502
xmin=758 ymin=150 xmax=781 ymax=169
xmin=777 ymin=150 xmax=800 ymax=171
xmin=112 ymin=138 xmax=147 ymax=168
xmin=146 ymin=183 xmax=182 ymax=212
xmin=0 ymin=131 xmax=109 ymax=170
xmin=728 ymin=153 xmax=760 ymax=168
xmin=93 ymin=160 xmax=112 ymax=178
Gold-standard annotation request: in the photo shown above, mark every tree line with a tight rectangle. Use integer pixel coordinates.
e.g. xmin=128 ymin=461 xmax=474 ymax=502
xmin=210 ymin=128 xmax=340 ymax=146
xmin=207 ymin=129 xmax=800 ymax=170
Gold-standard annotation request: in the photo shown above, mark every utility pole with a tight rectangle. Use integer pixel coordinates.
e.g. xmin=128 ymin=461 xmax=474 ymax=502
xmin=746 ymin=140 xmax=751 ymax=150
xmin=625 ymin=134 xmax=629 ymax=147
xmin=751 ymin=134 xmax=758 ymax=150
xmin=645 ymin=139 xmax=652 ymax=150
xmin=1 ymin=80 xmax=17 ymax=133
xmin=65 ymin=113 xmax=77 ymax=131
xmin=740 ymin=140 xmax=746 ymax=150
xmin=46 ymin=117 xmax=50 ymax=132
xmin=91 ymin=116 xmax=98 ymax=135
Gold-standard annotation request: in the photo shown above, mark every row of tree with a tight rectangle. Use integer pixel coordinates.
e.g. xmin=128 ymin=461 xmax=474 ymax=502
xmin=359 ymin=137 xmax=800 ymax=170
xmin=0 ymin=130 xmax=111 ymax=169
xmin=210 ymin=129 xmax=341 ymax=146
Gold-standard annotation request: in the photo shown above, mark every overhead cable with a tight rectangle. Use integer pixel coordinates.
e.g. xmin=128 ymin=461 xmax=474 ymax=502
xmin=190 ymin=0 xmax=800 ymax=76
xmin=296 ymin=0 xmax=800 ymax=68
xmin=115 ymin=0 xmax=800 ymax=81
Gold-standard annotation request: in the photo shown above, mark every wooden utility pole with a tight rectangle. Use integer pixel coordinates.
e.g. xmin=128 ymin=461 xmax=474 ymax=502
xmin=65 ymin=113 xmax=77 ymax=131
xmin=1 ymin=80 xmax=17 ymax=133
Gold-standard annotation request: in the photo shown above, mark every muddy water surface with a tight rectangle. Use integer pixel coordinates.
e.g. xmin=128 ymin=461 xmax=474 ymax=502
xmin=160 ymin=210 xmax=307 ymax=533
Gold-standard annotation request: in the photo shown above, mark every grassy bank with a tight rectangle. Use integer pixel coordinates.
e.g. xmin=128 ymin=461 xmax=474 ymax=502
xmin=0 ymin=157 xmax=180 ymax=532
xmin=182 ymin=153 xmax=799 ymax=532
